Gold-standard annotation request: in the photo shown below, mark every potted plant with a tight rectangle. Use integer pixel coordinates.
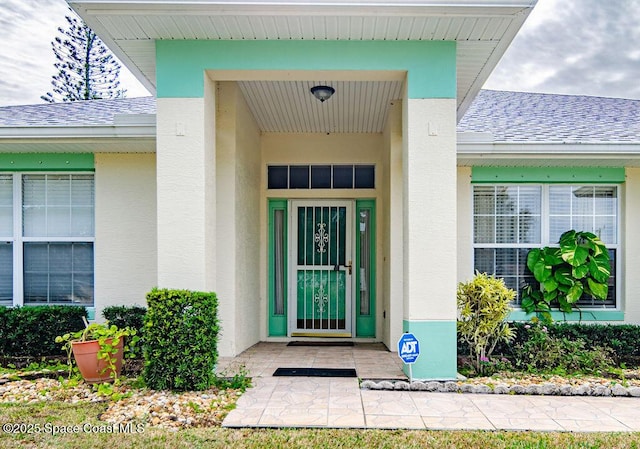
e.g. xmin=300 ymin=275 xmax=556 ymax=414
xmin=56 ymin=318 xmax=138 ymax=383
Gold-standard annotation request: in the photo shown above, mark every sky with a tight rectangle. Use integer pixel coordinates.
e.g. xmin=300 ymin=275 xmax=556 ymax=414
xmin=1 ymin=0 xmax=639 ymax=106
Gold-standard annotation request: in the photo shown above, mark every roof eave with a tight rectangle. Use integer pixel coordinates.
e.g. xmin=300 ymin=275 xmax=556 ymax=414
xmin=457 ymin=140 xmax=640 ymax=166
xmin=0 ymin=124 xmax=156 ymax=140
xmin=68 ymin=0 xmax=537 ymax=113
xmin=70 ymin=1 xmax=536 ymax=15
xmin=455 ymin=6 xmax=531 ymax=120
xmin=0 ymin=133 xmax=156 ymax=154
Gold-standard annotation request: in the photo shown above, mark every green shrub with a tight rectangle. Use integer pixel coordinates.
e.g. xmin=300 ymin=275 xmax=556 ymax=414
xmin=102 ymin=305 xmax=146 ymax=336
xmin=457 ymin=272 xmax=515 ymax=375
xmin=542 ymin=323 xmax=640 ymax=366
xmin=143 ymin=288 xmax=219 ymax=391
xmin=462 ymin=322 xmax=640 ymax=369
xmin=512 ymin=320 xmax=613 ymax=374
xmin=0 ymin=306 xmax=87 ymax=358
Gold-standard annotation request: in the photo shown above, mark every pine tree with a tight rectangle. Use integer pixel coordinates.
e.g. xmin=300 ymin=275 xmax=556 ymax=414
xmin=41 ymin=13 xmax=125 ymax=103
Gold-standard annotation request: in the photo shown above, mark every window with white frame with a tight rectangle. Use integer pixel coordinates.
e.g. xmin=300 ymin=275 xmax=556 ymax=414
xmin=0 ymin=174 xmax=94 ymax=306
xmin=473 ymin=184 xmax=618 ymax=308
xmin=0 ymin=175 xmax=12 ymax=306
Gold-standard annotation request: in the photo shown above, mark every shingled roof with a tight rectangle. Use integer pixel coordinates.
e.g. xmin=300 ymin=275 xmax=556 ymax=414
xmin=1 ymin=91 xmax=639 ymax=144
xmin=0 ymin=97 xmax=155 ymax=127
xmin=458 ymin=90 xmax=640 ymax=143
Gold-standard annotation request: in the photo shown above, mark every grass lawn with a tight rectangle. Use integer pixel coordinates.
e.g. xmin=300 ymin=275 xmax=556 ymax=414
xmin=0 ymin=401 xmax=639 ymax=449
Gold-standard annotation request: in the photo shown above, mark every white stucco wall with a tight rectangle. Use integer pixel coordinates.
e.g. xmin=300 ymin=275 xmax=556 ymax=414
xmin=233 ymin=83 xmax=262 ymax=354
xmin=215 ymin=83 xmax=237 ymax=355
xmin=383 ymin=100 xmax=404 ymax=349
xmin=94 ymin=153 xmax=157 ymax=320
xmin=456 ymin=166 xmax=473 ymax=284
xmin=156 ymin=96 xmax=216 ymax=290
xmin=624 ymin=168 xmax=640 ymax=324
xmin=262 ymin=133 xmax=384 ymax=168
xmin=215 ymin=82 xmax=262 ymax=356
xmin=403 ymin=98 xmax=457 ymax=321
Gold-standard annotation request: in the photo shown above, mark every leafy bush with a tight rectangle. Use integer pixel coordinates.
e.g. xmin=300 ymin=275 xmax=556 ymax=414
xmin=0 ymin=306 xmax=87 ymax=358
xmin=143 ymin=288 xmax=219 ymax=391
xmin=512 ymin=320 xmax=613 ymax=374
xmin=457 ymin=272 xmax=515 ymax=375
xmin=476 ymin=356 xmax=513 ymax=377
xmin=464 ymin=322 xmax=640 ymax=368
xmin=102 ymin=305 xmax=146 ymax=337
xmin=521 ymin=230 xmax=610 ymax=320
xmin=536 ymin=323 xmax=640 ymax=367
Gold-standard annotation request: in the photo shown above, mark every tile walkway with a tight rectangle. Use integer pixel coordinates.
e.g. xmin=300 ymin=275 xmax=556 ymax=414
xmin=218 ymin=342 xmax=640 ymax=431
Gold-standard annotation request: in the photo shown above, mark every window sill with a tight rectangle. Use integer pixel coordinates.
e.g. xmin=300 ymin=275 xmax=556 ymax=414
xmin=509 ymin=310 xmax=624 ymax=322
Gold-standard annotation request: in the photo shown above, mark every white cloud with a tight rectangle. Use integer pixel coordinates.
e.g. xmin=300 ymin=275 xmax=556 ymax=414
xmin=0 ymin=0 xmax=149 ymax=106
xmin=484 ymin=0 xmax=640 ymax=99
xmin=0 ymin=0 xmax=67 ymax=105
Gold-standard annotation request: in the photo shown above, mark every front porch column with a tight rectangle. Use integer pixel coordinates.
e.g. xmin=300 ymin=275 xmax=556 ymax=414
xmin=402 ymin=98 xmax=458 ymax=380
xmin=156 ymin=80 xmax=217 ymax=291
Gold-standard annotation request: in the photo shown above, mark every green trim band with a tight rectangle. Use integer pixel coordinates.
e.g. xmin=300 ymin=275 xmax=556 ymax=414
xmin=509 ymin=310 xmax=624 ymax=322
xmin=0 ymin=153 xmax=94 ymax=171
xmin=156 ymin=40 xmax=456 ymax=99
xmin=471 ymin=167 xmax=625 ymax=184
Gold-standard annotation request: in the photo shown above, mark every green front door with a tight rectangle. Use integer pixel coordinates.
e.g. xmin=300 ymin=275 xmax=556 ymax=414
xmin=290 ymin=201 xmax=353 ymax=337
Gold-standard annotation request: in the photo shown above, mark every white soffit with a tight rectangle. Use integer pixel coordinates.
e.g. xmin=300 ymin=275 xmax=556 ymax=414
xmin=238 ymin=80 xmax=404 ymax=133
xmin=0 ymin=139 xmax=156 ymax=153
xmin=69 ymin=0 xmax=536 ymax=126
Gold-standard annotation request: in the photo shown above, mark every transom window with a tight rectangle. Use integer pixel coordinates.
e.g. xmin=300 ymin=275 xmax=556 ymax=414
xmin=473 ymin=184 xmax=619 ymax=308
xmin=268 ymin=164 xmax=375 ymax=189
xmin=0 ymin=174 xmax=95 ymax=306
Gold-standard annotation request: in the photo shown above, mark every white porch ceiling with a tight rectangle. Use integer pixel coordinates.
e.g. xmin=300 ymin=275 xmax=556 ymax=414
xmin=238 ymin=80 xmax=404 ymax=133
xmin=69 ymin=0 xmax=536 ymax=131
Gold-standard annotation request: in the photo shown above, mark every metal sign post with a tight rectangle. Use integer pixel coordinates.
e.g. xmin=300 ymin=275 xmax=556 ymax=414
xmin=397 ymin=332 xmax=420 ymax=383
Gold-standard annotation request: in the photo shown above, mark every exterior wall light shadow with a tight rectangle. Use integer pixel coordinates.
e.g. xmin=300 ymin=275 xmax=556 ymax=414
xmin=310 ymin=85 xmax=335 ymax=102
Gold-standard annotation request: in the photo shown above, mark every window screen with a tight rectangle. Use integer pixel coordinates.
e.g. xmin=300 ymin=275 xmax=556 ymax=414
xmin=21 ymin=174 xmax=95 ymax=306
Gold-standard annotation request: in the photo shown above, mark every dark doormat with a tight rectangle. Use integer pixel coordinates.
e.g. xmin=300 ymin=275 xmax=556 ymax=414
xmin=287 ymin=341 xmax=354 ymax=347
xmin=273 ymin=367 xmax=357 ymax=377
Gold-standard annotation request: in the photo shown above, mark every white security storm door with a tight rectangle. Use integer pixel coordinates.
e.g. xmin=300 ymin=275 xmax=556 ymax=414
xmin=290 ymin=201 xmax=353 ymax=337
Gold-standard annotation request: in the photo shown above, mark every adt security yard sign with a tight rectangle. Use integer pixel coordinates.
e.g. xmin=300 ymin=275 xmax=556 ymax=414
xmin=398 ymin=333 xmax=420 ymax=382
xmin=398 ymin=333 xmax=420 ymax=364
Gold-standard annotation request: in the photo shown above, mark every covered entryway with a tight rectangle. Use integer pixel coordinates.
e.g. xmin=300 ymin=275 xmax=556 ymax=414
xmin=73 ymin=0 xmax=538 ymax=380
xmin=290 ymin=200 xmax=353 ymax=337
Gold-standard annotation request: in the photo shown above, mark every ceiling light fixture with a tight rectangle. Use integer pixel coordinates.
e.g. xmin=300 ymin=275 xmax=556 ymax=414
xmin=310 ymin=85 xmax=335 ymax=102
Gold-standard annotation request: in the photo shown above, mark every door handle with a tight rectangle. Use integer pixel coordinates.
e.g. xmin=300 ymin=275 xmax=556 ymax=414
xmin=333 ymin=261 xmax=353 ymax=274
xmin=344 ymin=260 xmax=353 ymax=275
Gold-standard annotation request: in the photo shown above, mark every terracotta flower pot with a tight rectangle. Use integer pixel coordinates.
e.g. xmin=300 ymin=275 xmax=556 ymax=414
xmin=71 ymin=338 xmax=123 ymax=383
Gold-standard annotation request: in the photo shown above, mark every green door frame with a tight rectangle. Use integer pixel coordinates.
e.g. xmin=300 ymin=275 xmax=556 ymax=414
xmin=268 ymin=199 xmax=288 ymax=336
xmin=268 ymin=198 xmax=376 ymax=338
